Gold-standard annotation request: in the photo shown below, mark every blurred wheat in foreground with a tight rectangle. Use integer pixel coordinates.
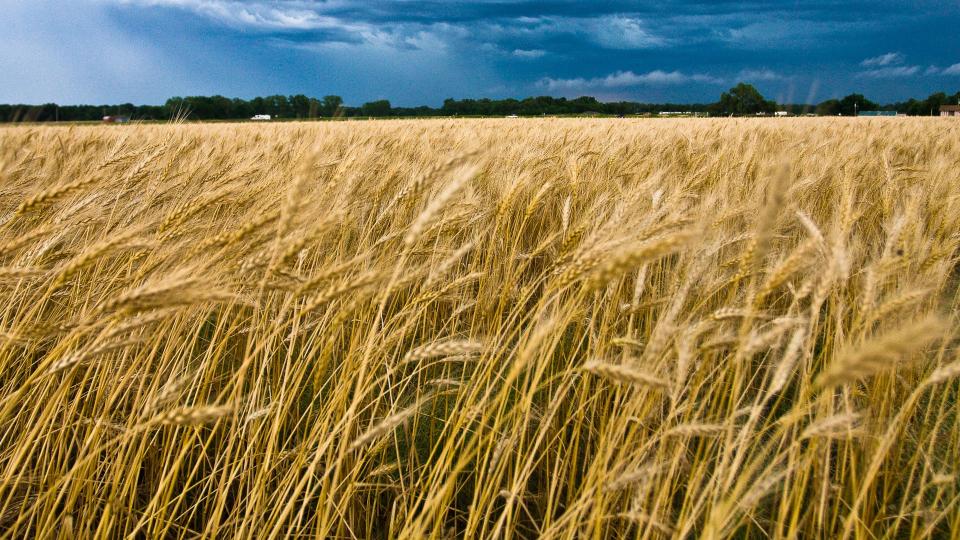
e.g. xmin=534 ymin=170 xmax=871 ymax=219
xmin=0 ymin=118 xmax=958 ymax=538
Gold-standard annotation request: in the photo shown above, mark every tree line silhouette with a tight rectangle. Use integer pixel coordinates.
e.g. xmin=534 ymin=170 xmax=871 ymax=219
xmin=2 ymin=84 xmax=958 ymax=122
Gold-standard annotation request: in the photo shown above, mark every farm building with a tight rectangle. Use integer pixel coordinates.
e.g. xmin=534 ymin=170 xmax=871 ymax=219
xmin=658 ymin=111 xmax=708 ymax=117
xmin=941 ymin=105 xmax=960 ymax=117
xmin=857 ymin=111 xmax=897 ymax=117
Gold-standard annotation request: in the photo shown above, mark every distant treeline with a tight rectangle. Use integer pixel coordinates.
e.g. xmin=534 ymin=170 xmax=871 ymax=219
xmin=2 ymin=84 xmax=958 ymax=122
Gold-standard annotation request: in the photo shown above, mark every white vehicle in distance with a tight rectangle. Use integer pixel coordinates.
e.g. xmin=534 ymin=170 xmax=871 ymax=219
xmin=505 ymin=114 xmax=519 ymax=118
xmin=251 ymin=114 xmax=272 ymax=121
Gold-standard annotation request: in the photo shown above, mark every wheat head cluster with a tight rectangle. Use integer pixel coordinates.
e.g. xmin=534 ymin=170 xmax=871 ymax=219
xmin=0 ymin=118 xmax=958 ymax=538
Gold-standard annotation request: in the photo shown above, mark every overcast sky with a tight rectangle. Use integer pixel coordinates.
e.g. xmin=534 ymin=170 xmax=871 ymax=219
xmin=2 ymin=0 xmax=959 ymax=106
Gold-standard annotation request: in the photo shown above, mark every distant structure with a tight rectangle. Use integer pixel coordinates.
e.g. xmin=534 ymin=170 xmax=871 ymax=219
xmin=102 ymin=115 xmax=130 ymax=124
xmin=251 ymin=114 xmax=272 ymax=121
xmin=940 ymin=105 xmax=960 ymax=117
xmin=774 ymin=111 xmax=790 ymax=117
xmin=658 ymin=111 xmax=707 ymax=117
xmin=857 ymin=111 xmax=897 ymax=117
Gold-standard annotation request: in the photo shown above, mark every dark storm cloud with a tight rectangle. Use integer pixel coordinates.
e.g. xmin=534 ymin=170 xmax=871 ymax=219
xmin=2 ymin=0 xmax=958 ymax=105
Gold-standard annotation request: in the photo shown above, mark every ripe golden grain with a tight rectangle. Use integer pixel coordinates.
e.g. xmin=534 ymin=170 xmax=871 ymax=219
xmin=582 ymin=359 xmax=670 ymax=391
xmin=403 ymin=339 xmax=486 ymax=362
xmin=815 ymin=315 xmax=948 ymax=390
xmin=150 ymin=405 xmax=234 ymax=426
xmin=0 ymin=119 xmax=956 ymax=538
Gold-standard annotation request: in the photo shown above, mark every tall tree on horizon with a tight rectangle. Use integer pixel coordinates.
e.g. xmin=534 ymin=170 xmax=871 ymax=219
xmin=713 ymin=83 xmax=776 ymax=116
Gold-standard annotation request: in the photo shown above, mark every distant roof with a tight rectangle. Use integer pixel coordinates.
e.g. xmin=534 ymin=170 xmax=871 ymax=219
xmin=941 ymin=105 xmax=960 ymax=112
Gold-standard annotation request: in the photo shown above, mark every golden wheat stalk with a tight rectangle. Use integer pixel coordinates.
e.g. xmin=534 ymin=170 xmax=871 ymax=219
xmin=587 ymin=230 xmax=695 ymax=287
xmin=663 ymin=423 xmax=727 ymax=438
xmin=582 ymin=360 xmax=670 ymax=391
xmin=404 ymin=164 xmax=478 ymax=246
xmin=815 ymin=316 xmax=948 ymax=390
xmin=403 ymin=339 xmax=485 ymax=363
xmin=0 ymin=118 xmax=956 ymax=539
xmin=149 ymin=405 xmax=235 ymax=426
xmin=349 ymin=398 xmax=431 ymax=451
xmin=799 ymin=413 xmax=863 ymax=440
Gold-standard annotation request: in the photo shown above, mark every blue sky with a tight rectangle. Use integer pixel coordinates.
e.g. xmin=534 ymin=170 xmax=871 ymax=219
xmin=2 ymin=0 xmax=959 ymax=106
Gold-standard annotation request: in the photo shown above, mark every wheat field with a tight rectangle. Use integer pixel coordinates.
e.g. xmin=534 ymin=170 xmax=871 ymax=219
xmin=0 ymin=118 xmax=958 ymax=538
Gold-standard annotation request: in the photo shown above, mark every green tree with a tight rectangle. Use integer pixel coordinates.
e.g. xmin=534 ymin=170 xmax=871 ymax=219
xmin=815 ymin=99 xmax=842 ymax=116
xmin=360 ymin=100 xmax=392 ymax=117
xmin=289 ymin=94 xmax=312 ymax=118
xmin=569 ymin=96 xmax=601 ymax=113
xmin=263 ymin=95 xmax=292 ymax=118
xmin=838 ymin=94 xmax=879 ymax=116
xmin=714 ymin=83 xmax=775 ymax=116
xmin=922 ymin=92 xmax=949 ymax=116
xmin=322 ymin=95 xmax=344 ymax=117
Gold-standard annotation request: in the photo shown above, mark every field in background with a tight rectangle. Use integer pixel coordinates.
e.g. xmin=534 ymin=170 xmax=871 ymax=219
xmin=0 ymin=119 xmax=958 ymax=538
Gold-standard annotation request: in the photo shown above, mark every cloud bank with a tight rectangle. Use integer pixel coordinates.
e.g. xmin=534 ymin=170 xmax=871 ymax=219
xmin=2 ymin=0 xmax=958 ymax=104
